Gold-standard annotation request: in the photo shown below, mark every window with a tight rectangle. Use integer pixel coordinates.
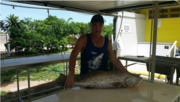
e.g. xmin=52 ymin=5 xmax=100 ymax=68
xmin=149 ymin=7 xmax=180 ymax=19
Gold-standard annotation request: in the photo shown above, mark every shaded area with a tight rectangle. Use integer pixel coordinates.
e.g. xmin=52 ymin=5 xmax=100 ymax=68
xmin=1 ymin=74 xmax=81 ymax=102
xmin=0 ymin=81 xmax=62 ymax=102
xmin=1 ymin=62 xmax=79 ymax=84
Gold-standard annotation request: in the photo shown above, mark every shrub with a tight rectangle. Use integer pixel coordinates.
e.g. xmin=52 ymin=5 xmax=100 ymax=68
xmin=68 ymin=35 xmax=77 ymax=48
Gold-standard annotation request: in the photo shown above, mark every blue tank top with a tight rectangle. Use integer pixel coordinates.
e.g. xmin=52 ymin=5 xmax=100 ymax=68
xmin=80 ymin=34 xmax=109 ymax=76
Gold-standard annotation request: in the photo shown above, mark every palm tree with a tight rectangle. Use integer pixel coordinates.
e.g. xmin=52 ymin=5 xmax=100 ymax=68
xmin=0 ymin=14 xmax=21 ymax=33
xmin=0 ymin=14 xmax=22 ymax=52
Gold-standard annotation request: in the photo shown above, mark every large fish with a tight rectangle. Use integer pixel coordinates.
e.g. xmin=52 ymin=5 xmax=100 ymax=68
xmin=55 ymin=70 xmax=142 ymax=89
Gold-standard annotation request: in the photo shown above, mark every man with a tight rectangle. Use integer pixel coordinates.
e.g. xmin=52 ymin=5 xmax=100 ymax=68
xmin=65 ymin=15 xmax=138 ymax=87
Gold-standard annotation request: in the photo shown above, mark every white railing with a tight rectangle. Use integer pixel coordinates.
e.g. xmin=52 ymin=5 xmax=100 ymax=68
xmin=166 ymin=41 xmax=177 ymax=57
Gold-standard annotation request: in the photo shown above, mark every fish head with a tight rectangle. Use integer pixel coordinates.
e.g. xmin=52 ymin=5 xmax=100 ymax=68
xmin=125 ymin=76 xmax=142 ymax=87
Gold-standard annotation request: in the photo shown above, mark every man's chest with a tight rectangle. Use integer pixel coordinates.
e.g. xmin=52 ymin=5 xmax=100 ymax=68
xmin=91 ymin=38 xmax=105 ymax=48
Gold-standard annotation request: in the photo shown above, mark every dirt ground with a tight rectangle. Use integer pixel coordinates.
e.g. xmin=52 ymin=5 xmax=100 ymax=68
xmin=0 ymin=81 xmax=62 ymax=102
xmin=1 ymin=81 xmax=52 ymax=92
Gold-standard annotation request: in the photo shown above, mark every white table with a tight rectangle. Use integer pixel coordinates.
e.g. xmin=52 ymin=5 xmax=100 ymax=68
xmin=118 ymin=55 xmax=180 ymax=85
xmin=32 ymin=80 xmax=180 ymax=102
xmin=1 ymin=54 xmax=80 ymax=102
xmin=1 ymin=54 xmax=80 ymax=71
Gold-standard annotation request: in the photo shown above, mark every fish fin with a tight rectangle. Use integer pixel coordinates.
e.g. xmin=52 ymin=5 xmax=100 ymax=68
xmin=111 ymin=82 xmax=123 ymax=87
xmin=55 ymin=73 xmax=66 ymax=86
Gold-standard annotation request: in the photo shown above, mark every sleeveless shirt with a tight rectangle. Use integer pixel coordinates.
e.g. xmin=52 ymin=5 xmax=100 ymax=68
xmin=80 ymin=34 xmax=109 ymax=76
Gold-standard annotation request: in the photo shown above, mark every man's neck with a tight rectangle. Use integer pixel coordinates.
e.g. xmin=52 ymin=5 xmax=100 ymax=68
xmin=90 ymin=33 xmax=101 ymax=40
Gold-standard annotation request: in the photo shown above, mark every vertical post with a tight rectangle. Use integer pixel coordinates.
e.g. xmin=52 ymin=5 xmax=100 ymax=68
xmin=8 ymin=44 xmax=11 ymax=56
xmin=27 ymin=67 xmax=31 ymax=101
xmin=151 ymin=1 xmax=158 ymax=82
xmin=6 ymin=34 xmax=8 ymax=43
xmin=125 ymin=60 xmax=127 ymax=69
xmin=170 ymin=67 xmax=175 ymax=84
xmin=176 ymin=71 xmax=179 ymax=85
xmin=174 ymin=46 xmax=176 ymax=58
xmin=113 ymin=17 xmax=117 ymax=70
xmin=113 ymin=17 xmax=117 ymax=55
xmin=17 ymin=69 xmax=20 ymax=99
xmin=148 ymin=3 xmax=154 ymax=81
xmin=66 ymin=62 xmax=67 ymax=75
xmin=64 ymin=62 xmax=66 ymax=75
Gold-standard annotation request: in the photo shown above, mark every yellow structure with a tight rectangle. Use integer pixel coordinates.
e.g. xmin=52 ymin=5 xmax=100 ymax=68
xmin=139 ymin=7 xmax=180 ymax=47
xmin=128 ymin=70 xmax=166 ymax=79
xmin=128 ymin=8 xmax=180 ymax=79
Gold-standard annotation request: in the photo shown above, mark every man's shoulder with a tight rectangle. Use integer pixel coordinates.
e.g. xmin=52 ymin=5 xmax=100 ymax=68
xmin=102 ymin=36 xmax=110 ymax=43
xmin=80 ymin=34 xmax=87 ymax=38
xmin=79 ymin=34 xmax=87 ymax=41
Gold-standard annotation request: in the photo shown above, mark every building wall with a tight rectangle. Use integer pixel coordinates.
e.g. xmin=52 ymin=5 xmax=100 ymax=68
xmin=116 ymin=12 xmax=146 ymax=57
xmin=139 ymin=9 xmax=180 ymax=47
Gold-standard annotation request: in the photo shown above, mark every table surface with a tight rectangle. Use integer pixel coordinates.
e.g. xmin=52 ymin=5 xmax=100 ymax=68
xmin=118 ymin=55 xmax=180 ymax=67
xmin=1 ymin=54 xmax=80 ymax=71
xmin=118 ymin=55 xmax=149 ymax=63
xmin=32 ymin=80 xmax=180 ymax=102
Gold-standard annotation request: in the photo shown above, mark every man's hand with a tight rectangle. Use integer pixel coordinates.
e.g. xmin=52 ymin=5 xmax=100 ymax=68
xmin=65 ymin=73 xmax=75 ymax=88
xmin=64 ymin=35 xmax=85 ymax=88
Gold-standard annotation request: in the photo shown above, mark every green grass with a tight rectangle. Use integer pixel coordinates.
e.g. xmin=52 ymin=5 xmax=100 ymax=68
xmin=1 ymin=48 xmax=81 ymax=84
xmin=1 ymin=61 xmax=81 ymax=84
xmin=0 ymin=91 xmax=8 ymax=95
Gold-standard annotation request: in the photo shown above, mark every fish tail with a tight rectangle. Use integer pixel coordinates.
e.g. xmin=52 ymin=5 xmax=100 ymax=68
xmin=55 ymin=73 xmax=66 ymax=86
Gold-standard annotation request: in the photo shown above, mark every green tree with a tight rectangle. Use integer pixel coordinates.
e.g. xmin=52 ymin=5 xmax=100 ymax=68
xmin=102 ymin=24 xmax=113 ymax=39
xmin=69 ymin=21 xmax=80 ymax=38
xmin=68 ymin=35 xmax=77 ymax=48
xmin=69 ymin=22 xmax=91 ymax=38
xmin=44 ymin=15 xmax=71 ymax=50
xmin=0 ymin=14 xmax=21 ymax=33
xmin=1 ymin=14 xmax=113 ymax=55
xmin=1 ymin=14 xmax=25 ymax=52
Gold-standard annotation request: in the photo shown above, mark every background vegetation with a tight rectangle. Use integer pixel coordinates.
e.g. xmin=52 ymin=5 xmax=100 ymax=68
xmin=0 ymin=14 xmax=113 ymax=55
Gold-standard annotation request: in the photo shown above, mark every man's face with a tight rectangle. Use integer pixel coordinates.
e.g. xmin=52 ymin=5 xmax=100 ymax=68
xmin=90 ymin=22 xmax=104 ymax=35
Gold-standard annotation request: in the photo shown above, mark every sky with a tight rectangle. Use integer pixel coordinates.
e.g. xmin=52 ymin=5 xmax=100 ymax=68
xmin=0 ymin=1 xmax=113 ymax=25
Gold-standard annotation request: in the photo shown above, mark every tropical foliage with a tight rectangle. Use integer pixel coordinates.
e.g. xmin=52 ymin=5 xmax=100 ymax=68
xmin=0 ymin=14 xmax=113 ymax=55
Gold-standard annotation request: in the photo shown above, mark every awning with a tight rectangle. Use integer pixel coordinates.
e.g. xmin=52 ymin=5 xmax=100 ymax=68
xmin=9 ymin=1 xmax=179 ymax=16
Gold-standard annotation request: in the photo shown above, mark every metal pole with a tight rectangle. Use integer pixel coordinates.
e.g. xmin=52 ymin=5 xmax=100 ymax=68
xmin=113 ymin=17 xmax=117 ymax=70
xmin=113 ymin=17 xmax=117 ymax=55
xmin=66 ymin=62 xmax=67 ymax=75
xmin=151 ymin=1 xmax=158 ymax=82
xmin=148 ymin=2 xmax=154 ymax=81
xmin=6 ymin=34 xmax=8 ymax=43
xmin=17 ymin=69 xmax=20 ymax=98
xmin=176 ymin=70 xmax=179 ymax=85
xmin=125 ymin=60 xmax=127 ymax=69
xmin=27 ymin=67 xmax=31 ymax=101
xmin=8 ymin=44 xmax=10 ymax=56
xmin=47 ymin=9 xmax=66 ymax=75
xmin=170 ymin=67 xmax=175 ymax=84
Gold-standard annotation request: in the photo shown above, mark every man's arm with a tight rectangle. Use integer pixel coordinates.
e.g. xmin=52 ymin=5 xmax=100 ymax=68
xmin=107 ymin=40 xmax=140 ymax=77
xmin=65 ymin=35 xmax=85 ymax=87
xmin=107 ymin=40 xmax=128 ymax=72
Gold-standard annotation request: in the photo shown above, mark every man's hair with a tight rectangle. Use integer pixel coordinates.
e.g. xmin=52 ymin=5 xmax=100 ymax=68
xmin=90 ymin=15 xmax=104 ymax=24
